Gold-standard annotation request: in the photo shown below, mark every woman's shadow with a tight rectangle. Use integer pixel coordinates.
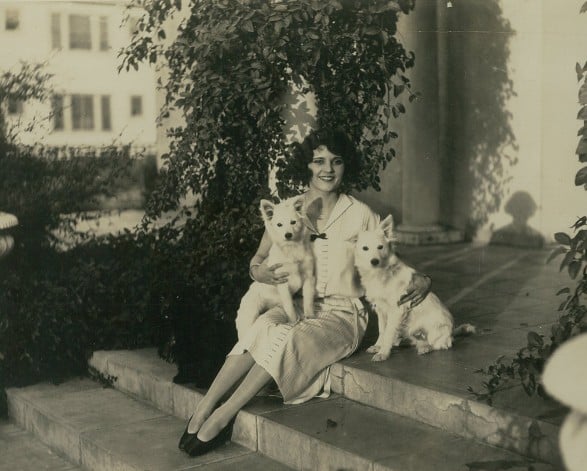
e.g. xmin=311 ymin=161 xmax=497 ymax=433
xmin=489 ymin=191 xmax=544 ymax=248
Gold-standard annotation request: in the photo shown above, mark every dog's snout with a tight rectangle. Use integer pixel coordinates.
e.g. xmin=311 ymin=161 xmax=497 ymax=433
xmin=370 ymin=258 xmax=380 ymax=266
xmin=285 ymin=232 xmax=293 ymax=240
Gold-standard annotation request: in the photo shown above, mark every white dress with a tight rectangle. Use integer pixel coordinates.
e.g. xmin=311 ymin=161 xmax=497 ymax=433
xmin=228 ymin=194 xmax=379 ymax=403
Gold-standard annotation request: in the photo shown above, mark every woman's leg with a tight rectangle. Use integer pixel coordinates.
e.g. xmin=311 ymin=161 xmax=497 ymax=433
xmin=197 ymin=363 xmax=272 ymax=441
xmin=187 ymin=352 xmax=255 ymax=433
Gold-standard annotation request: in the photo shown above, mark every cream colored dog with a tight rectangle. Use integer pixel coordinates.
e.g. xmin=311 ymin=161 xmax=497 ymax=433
xmin=235 ymin=196 xmax=315 ymax=339
xmin=355 ymin=215 xmax=474 ymax=361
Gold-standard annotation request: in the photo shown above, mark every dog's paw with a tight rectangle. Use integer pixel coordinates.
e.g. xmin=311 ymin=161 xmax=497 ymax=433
xmin=366 ymin=344 xmax=381 ymax=354
xmin=416 ymin=345 xmax=432 ymax=355
xmin=371 ymin=352 xmax=389 ymax=362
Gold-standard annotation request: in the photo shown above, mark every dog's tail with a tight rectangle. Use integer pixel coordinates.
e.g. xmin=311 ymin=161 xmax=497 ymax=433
xmin=453 ymin=323 xmax=476 ymax=337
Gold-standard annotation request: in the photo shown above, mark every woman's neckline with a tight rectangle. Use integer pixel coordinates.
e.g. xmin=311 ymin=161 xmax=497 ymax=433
xmin=305 ymin=191 xmax=341 ymax=232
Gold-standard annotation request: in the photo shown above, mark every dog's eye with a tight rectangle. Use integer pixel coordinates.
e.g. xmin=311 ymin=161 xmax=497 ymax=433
xmin=377 ymin=245 xmax=384 ymax=250
xmin=362 ymin=246 xmax=368 ymax=251
xmin=277 ymin=223 xmax=283 ymax=227
xmin=290 ymin=220 xmax=296 ymax=225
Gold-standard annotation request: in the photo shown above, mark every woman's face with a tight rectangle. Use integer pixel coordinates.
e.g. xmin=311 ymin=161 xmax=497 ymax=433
xmin=307 ymin=145 xmax=345 ymax=193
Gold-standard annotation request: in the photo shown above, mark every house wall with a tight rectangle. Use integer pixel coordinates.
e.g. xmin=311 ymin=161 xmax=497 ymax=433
xmin=365 ymin=0 xmax=586 ymax=243
xmin=0 ymin=0 xmax=157 ymax=150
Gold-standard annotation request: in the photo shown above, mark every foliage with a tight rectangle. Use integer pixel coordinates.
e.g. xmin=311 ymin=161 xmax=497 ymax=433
xmin=0 ymin=234 xmax=156 ymax=416
xmin=468 ymin=3 xmax=587 ymax=405
xmin=121 ymin=0 xmax=416 ymax=373
xmin=0 ymin=62 xmax=53 ymax=144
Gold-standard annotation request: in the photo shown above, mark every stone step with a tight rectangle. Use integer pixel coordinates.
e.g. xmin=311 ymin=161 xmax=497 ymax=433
xmin=332 ymin=350 xmax=562 ymax=465
xmin=0 ymin=420 xmax=80 ymax=471
xmin=84 ymin=348 xmax=560 ymax=470
xmin=5 ymin=379 xmax=291 ymax=471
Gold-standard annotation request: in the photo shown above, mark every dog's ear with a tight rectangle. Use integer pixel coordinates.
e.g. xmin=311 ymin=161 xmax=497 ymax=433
xmin=291 ymin=195 xmax=305 ymax=216
xmin=379 ymin=214 xmax=395 ymax=241
xmin=260 ymin=200 xmax=274 ymax=220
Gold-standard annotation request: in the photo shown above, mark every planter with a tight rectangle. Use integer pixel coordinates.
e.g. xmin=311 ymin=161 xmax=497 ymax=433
xmin=0 ymin=211 xmax=18 ymax=258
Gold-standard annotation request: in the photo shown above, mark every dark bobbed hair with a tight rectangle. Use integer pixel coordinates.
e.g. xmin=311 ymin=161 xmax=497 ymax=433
xmin=288 ymin=128 xmax=363 ymax=191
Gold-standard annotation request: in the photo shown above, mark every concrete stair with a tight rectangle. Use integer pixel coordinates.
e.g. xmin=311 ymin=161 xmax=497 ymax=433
xmin=0 ymin=420 xmax=81 ymax=471
xmin=6 ymin=348 xmax=562 ymax=470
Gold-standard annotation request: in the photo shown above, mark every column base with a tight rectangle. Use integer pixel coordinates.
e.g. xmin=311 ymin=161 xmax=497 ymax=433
xmin=395 ymin=225 xmax=464 ymax=245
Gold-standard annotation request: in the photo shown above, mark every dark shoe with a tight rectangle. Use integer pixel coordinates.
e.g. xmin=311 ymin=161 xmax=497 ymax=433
xmin=184 ymin=417 xmax=235 ymax=457
xmin=178 ymin=415 xmax=195 ymax=451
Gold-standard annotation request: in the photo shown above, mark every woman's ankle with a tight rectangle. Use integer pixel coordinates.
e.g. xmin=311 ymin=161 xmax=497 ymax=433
xmin=197 ymin=405 xmax=234 ymax=441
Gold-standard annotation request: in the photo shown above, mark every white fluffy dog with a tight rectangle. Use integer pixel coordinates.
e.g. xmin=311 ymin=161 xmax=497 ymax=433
xmin=355 ymin=215 xmax=475 ymax=361
xmin=235 ymin=196 xmax=315 ymax=339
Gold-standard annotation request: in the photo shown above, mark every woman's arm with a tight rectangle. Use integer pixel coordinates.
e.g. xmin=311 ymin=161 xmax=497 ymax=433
xmin=249 ymin=230 xmax=289 ymax=285
xmin=398 ymin=271 xmax=431 ymax=307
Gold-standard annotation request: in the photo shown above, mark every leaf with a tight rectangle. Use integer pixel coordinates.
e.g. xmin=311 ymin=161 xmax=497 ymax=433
xmin=569 ymin=260 xmax=581 ymax=279
xmin=577 ymin=62 xmax=584 ymax=81
xmin=527 ymin=331 xmax=543 ymax=348
xmin=575 ymin=166 xmax=587 ymax=186
xmin=581 ymin=1 xmax=587 ymax=13
xmin=546 ymin=246 xmax=566 ymax=264
xmin=577 ymin=106 xmax=587 ymax=120
xmin=576 ymin=138 xmax=587 ymax=155
xmin=554 ymin=232 xmax=572 ymax=246
xmin=556 ymin=287 xmax=570 ymax=296
xmin=559 ymin=250 xmax=575 ymax=272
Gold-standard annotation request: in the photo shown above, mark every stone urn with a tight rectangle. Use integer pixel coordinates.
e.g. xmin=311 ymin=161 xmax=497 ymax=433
xmin=0 ymin=211 xmax=18 ymax=258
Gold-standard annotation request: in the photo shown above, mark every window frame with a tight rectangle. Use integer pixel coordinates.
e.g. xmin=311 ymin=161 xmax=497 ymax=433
xmin=130 ymin=95 xmax=143 ymax=117
xmin=71 ymin=94 xmax=94 ymax=130
xmin=51 ymin=13 xmax=62 ymax=50
xmin=99 ymin=16 xmax=109 ymax=51
xmin=51 ymin=94 xmax=65 ymax=131
xmin=101 ymin=95 xmax=112 ymax=131
xmin=68 ymin=14 xmax=91 ymax=50
xmin=5 ymin=9 xmax=19 ymax=31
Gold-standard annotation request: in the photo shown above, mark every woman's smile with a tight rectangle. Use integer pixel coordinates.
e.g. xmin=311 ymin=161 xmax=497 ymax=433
xmin=308 ymin=145 xmax=345 ymax=192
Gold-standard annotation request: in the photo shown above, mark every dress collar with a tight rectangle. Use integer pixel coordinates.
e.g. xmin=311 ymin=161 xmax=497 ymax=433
xmin=304 ymin=193 xmax=354 ymax=234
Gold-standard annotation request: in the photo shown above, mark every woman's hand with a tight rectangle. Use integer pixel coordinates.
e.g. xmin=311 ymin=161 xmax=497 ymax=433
xmin=252 ymin=263 xmax=289 ymax=285
xmin=398 ymin=272 xmax=431 ymax=308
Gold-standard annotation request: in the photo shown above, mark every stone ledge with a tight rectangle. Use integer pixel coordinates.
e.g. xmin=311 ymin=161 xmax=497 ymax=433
xmin=332 ymin=362 xmax=561 ymax=466
xmin=87 ymin=348 xmax=560 ymax=470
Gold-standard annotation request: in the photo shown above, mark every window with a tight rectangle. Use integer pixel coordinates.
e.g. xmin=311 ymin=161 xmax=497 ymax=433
xmin=99 ymin=16 xmax=109 ymax=50
xmin=51 ymin=95 xmax=64 ymax=131
xmin=101 ymin=95 xmax=111 ymax=130
xmin=69 ymin=15 xmax=91 ymax=49
xmin=7 ymin=98 xmax=23 ymax=115
xmin=51 ymin=13 xmax=61 ymax=49
xmin=130 ymin=96 xmax=143 ymax=116
xmin=5 ymin=9 xmax=19 ymax=30
xmin=71 ymin=94 xmax=94 ymax=130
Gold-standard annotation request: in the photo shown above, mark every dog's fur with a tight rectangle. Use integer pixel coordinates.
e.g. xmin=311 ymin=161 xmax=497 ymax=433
xmin=235 ymin=196 xmax=316 ymax=339
xmin=355 ymin=215 xmax=475 ymax=361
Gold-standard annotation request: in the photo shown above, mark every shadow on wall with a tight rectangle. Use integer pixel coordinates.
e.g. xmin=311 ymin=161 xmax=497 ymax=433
xmin=443 ymin=0 xmax=517 ymax=240
xmin=490 ymin=191 xmax=544 ymax=248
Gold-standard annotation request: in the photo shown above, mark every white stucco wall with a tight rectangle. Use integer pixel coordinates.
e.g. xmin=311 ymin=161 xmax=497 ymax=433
xmin=477 ymin=0 xmax=587 ymax=243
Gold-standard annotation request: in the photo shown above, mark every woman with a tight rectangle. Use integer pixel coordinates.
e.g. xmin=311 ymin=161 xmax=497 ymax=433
xmin=179 ymin=128 xmax=431 ymax=456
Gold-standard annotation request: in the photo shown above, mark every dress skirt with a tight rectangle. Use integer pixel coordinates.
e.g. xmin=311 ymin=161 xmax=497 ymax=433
xmin=228 ymin=296 xmax=368 ymax=404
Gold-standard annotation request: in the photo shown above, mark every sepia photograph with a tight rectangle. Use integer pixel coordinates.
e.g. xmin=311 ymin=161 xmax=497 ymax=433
xmin=0 ymin=1 xmax=585 ymax=470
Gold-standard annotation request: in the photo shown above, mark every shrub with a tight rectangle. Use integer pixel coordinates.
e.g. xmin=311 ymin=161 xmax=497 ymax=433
xmin=0 ymin=234 xmax=156 ymax=416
